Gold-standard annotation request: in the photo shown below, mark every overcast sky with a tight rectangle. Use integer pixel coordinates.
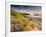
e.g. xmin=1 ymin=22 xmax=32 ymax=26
xmin=11 ymin=5 xmax=42 ymax=14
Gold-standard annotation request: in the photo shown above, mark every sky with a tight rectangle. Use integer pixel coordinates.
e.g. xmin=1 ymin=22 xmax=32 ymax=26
xmin=11 ymin=5 xmax=42 ymax=14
